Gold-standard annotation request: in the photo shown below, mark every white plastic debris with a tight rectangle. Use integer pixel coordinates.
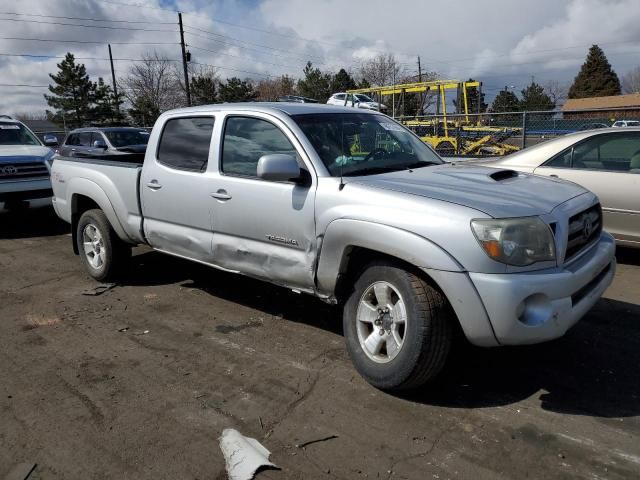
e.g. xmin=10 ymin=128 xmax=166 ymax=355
xmin=219 ymin=428 xmax=277 ymax=480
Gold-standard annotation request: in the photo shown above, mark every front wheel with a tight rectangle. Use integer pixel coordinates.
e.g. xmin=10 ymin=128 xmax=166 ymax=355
xmin=343 ymin=261 xmax=454 ymax=390
xmin=76 ymin=209 xmax=131 ymax=282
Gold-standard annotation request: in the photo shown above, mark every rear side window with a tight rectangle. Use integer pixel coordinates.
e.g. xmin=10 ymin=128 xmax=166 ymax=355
xmin=65 ymin=134 xmax=78 ymax=145
xmin=157 ymin=117 xmax=214 ymax=171
xmin=78 ymin=132 xmax=92 ymax=146
xmin=221 ymin=116 xmax=296 ymax=177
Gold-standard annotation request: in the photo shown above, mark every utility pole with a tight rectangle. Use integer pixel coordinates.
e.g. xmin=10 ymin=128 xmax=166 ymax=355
xmin=107 ymin=44 xmax=120 ymax=115
xmin=417 ymin=56 xmax=423 ymax=116
xmin=178 ymin=12 xmax=191 ymax=106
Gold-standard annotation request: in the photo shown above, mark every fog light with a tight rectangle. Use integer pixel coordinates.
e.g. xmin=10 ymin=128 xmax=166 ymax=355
xmin=517 ymin=293 xmax=552 ymax=326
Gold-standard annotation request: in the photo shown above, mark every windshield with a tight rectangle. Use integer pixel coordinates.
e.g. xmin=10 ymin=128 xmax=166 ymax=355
xmin=0 ymin=123 xmax=41 ymax=146
xmin=293 ymin=112 xmax=443 ymax=176
xmin=627 ymin=121 xmax=640 ymax=126
xmin=356 ymin=94 xmax=374 ymax=103
xmin=104 ymin=129 xmax=150 ymax=147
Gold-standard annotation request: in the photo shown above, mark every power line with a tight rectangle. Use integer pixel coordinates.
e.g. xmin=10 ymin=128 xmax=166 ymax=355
xmin=188 ymin=44 xmax=303 ymax=71
xmin=190 ymin=61 xmax=275 ymax=78
xmin=0 ymin=52 xmax=181 ymax=62
xmin=0 ymin=83 xmax=48 ymax=87
xmin=0 ymin=36 xmax=177 ymax=45
xmin=0 ymin=17 xmax=175 ymax=32
xmin=0 ymin=11 xmax=175 ymax=25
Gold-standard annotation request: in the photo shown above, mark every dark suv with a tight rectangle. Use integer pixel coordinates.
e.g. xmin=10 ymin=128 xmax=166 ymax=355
xmin=59 ymin=127 xmax=150 ymax=158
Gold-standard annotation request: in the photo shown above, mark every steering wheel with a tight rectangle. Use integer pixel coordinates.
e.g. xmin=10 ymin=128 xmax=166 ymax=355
xmin=361 ymin=147 xmax=389 ymax=163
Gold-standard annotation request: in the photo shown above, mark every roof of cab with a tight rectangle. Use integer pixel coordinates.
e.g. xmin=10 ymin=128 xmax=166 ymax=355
xmin=160 ymin=102 xmax=381 ymax=117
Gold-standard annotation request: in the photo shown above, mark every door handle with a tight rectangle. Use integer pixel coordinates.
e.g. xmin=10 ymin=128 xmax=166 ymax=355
xmin=549 ymin=174 xmax=559 ymax=178
xmin=210 ymin=190 xmax=232 ymax=200
xmin=146 ymin=181 xmax=163 ymax=190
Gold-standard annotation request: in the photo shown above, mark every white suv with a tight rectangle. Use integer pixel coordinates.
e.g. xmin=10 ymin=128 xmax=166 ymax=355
xmin=611 ymin=120 xmax=640 ymax=128
xmin=327 ymin=93 xmax=388 ymax=113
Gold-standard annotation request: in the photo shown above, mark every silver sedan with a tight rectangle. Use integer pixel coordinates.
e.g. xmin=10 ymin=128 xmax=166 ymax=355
xmin=482 ymin=127 xmax=640 ymax=248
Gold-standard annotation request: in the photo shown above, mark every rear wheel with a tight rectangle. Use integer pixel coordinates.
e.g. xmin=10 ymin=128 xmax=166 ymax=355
xmin=343 ymin=261 xmax=454 ymax=390
xmin=76 ymin=209 xmax=130 ymax=282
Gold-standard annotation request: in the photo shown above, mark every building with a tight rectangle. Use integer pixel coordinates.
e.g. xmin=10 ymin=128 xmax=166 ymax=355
xmin=562 ymin=93 xmax=640 ymax=120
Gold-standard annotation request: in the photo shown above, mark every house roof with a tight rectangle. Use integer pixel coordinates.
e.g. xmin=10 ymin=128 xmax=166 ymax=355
xmin=562 ymin=93 xmax=640 ymax=111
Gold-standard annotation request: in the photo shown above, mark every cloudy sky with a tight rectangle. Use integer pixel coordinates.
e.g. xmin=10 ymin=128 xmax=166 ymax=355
xmin=1 ymin=0 xmax=639 ymax=115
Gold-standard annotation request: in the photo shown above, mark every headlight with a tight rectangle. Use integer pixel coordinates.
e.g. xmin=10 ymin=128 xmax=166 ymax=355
xmin=471 ymin=217 xmax=555 ymax=266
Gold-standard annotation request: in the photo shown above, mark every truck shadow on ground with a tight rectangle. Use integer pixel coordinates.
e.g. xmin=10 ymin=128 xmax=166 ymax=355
xmin=125 ymin=248 xmax=640 ymax=419
xmin=0 ymin=201 xmax=69 ymax=239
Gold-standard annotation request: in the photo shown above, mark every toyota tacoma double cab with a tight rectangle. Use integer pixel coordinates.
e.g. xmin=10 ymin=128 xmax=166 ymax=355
xmin=0 ymin=116 xmax=58 ymax=208
xmin=50 ymin=103 xmax=616 ymax=390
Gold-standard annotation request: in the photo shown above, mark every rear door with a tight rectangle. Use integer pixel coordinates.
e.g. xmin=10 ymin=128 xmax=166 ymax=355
xmin=209 ymin=113 xmax=317 ymax=289
xmin=140 ymin=115 xmax=217 ymax=262
xmin=534 ymin=131 xmax=640 ymax=244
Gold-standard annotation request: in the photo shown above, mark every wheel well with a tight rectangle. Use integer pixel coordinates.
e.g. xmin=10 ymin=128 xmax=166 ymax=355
xmin=333 ymin=246 xmax=434 ymax=304
xmin=71 ymin=195 xmax=100 ymax=254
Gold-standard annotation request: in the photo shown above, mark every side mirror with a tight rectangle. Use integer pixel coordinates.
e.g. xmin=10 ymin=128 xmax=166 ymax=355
xmin=43 ymin=135 xmax=59 ymax=147
xmin=257 ymin=154 xmax=301 ymax=182
xmin=93 ymin=139 xmax=107 ymax=149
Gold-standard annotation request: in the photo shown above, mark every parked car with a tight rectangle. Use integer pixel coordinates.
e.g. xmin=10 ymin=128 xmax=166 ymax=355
xmin=0 ymin=115 xmax=57 ymax=208
xmin=50 ymin=103 xmax=615 ymax=390
xmin=327 ymin=93 xmax=388 ymax=113
xmin=611 ymin=120 xmax=640 ymax=128
xmin=58 ymin=127 xmax=150 ymax=158
xmin=277 ymin=95 xmax=319 ymax=103
xmin=481 ymin=127 xmax=640 ymax=248
xmin=579 ymin=123 xmax=609 ymax=130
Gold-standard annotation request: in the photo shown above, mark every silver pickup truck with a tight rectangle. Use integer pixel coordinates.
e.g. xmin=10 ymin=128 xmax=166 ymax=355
xmin=51 ymin=103 xmax=616 ymax=390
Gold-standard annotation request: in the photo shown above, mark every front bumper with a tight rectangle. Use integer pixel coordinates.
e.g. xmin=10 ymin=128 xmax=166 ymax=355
xmin=0 ymin=178 xmax=52 ymax=202
xmin=469 ymin=231 xmax=616 ymax=345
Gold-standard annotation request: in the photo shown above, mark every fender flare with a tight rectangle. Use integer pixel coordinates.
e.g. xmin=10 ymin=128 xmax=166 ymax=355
xmin=68 ymin=178 xmax=132 ymax=246
xmin=315 ymin=218 xmax=463 ymax=297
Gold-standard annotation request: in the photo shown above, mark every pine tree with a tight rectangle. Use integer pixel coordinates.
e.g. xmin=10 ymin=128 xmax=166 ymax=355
xmin=44 ymin=53 xmax=95 ymax=128
xmin=297 ymin=62 xmax=332 ymax=102
xmin=218 ymin=77 xmax=257 ymax=102
xmin=568 ymin=45 xmax=621 ymax=98
xmin=453 ymin=78 xmax=487 ymax=113
xmin=490 ymin=88 xmax=520 ymax=113
xmin=330 ymin=68 xmax=357 ymax=92
xmin=92 ymin=78 xmax=125 ymax=125
xmin=191 ymin=75 xmax=218 ymax=105
xmin=520 ymin=81 xmax=555 ymax=111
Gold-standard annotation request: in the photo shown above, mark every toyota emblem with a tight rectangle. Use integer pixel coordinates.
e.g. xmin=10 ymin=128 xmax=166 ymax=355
xmin=583 ymin=217 xmax=593 ymax=240
xmin=1 ymin=165 xmax=18 ymax=175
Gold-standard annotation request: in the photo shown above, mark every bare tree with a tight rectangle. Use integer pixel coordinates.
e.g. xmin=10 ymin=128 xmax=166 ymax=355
xmin=543 ymin=80 xmax=569 ymax=107
xmin=120 ymin=52 xmax=183 ymax=124
xmin=255 ymin=75 xmax=296 ymax=101
xmin=621 ymin=66 xmax=640 ymax=94
xmin=359 ymin=54 xmax=406 ymax=87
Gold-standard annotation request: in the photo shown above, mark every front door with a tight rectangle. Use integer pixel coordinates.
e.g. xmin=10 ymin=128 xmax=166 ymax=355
xmin=210 ymin=113 xmax=317 ymax=290
xmin=534 ymin=131 xmax=640 ymax=244
xmin=140 ymin=115 xmax=217 ymax=262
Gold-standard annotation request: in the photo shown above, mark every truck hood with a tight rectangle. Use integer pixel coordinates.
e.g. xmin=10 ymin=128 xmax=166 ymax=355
xmin=0 ymin=145 xmax=53 ymax=164
xmin=346 ymin=164 xmax=588 ymax=218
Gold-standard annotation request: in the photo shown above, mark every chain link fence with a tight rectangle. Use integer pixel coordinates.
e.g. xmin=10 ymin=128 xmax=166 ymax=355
xmin=396 ymin=107 xmax=640 ymax=158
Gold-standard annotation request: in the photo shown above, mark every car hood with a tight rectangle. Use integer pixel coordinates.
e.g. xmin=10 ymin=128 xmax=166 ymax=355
xmin=345 ymin=164 xmax=588 ymax=218
xmin=0 ymin=145 xmax=53 ymax=163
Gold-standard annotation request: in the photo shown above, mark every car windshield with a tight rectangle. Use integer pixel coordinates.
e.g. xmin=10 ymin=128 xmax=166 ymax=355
xmin=356 ymin=94 xmax=374 ymax=102
xmin=627 ymin=121 xmax=640 ymax=126
xmin=104 ymin=129 xmax=150 ymax=147
xmin=0 ymin=123 xmax=41 ymax=146
xmin=293 ymin=112 xmax=443 ymax=176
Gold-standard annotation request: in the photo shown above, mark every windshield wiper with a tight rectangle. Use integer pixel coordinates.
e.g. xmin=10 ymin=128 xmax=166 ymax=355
xmin=342 ymin=166 xmax=405 ymax=177
xmin=402 ymin=161 xmax=441 ymax=170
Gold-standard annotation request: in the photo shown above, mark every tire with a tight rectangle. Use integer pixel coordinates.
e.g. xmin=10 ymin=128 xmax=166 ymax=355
xmin=76 ymin=209 xmax=131 ymax=282
xmin=343 ymin=261 xmax=454 ymax=390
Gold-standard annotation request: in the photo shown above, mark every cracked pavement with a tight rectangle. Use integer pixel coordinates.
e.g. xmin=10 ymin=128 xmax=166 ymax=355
xmin=1 ymin=201 xmax=639 ymax=479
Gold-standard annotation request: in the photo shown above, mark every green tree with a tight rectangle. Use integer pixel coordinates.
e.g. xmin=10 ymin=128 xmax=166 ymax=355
xmin=453 ymin=78 xmax=487 ymax=113
xmin=519 ymin=81 xmax=555 ymax=111
xmin=128 ymin=96 xmax=159 ymax=127
xmin=191 ymin=75 xmax=218 ymax=105
xmin=490 ymin=88 xmax=520 ymax=113
xmin=297 ymin=62 xmax=332 ymax=102
xmin=92 ymin=78 xmax=125 ymax=125
xmin=330 ymin=68 xmax=357 ymax=92
xmin=568 ymin=45 xmax=621 ymax=99
xmin=44 ymin=53 xmax=95 ymax=128
xmin=218 ymin=77 xmax=257 ymax=102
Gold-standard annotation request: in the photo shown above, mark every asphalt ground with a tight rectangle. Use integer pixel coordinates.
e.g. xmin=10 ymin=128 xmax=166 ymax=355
xmin=1 ymin=200 xmax=639 ymax=479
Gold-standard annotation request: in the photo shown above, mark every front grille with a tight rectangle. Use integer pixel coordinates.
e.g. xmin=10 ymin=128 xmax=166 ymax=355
xmin=565 ymin=204 xmax=602 ymax=262
xmin=0 ymin=162 xmax=49 ymax=180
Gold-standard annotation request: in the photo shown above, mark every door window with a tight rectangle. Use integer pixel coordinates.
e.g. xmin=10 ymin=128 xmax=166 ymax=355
xmin=221 ymin=116 xmax=297 ymax=177
xmin=157 ymin=117 xmax=214 ymax=171
xmin=65 ymin=134 xmax=79 ymax=146
xmin=77 ymin=132 xmax=92 ymax=146
xmin=573 ymin=133 xmax=640 ymax=171
xmin=90 ymin=132 xmax=104 ymax=146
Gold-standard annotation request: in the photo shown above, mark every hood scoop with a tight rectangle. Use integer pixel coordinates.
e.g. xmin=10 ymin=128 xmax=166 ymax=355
xmin=489 ymin=169 xmax=520 ymax=182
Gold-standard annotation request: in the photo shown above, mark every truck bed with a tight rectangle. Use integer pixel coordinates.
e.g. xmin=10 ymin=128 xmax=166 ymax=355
xmin=51 ymin=155 xmax=146 ymax=244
